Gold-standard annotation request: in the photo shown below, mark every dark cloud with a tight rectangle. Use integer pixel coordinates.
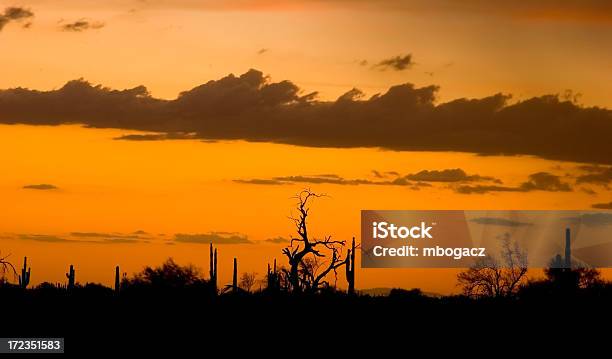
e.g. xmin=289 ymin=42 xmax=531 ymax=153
xmin=373 ymin=54 xmax=414 ymax=71
xmin=456 ymin=172 xmax=572 ymax=194
xmin=470 ymin=217 xmax=533 ymax=227
xmin=581 ymin=187 xmax=597 ymax=195
xmin=519 ymin=172 xmax=572 ymax=192
xmin=233 ymin=178 xmax=288 ymax=185
xmin=564 ymin=213 xmax=612 ymax=227
xmin=14 ymin=231 xmax=154 ymax=244
xmin=576 ymin=165 xmax=612 ymax=186
xmin=18 ymin=234 xmax=69 ymax=242
xmin=371 ymin=170 xmax=384 ymax=178
xmin=103 ymin=238 xmax=143 ymax=244
xmin=68 ymin=231 xmax=149 ymax=244
xmin=23 ymin=184 xmax=58 ymax=190
xmin=0 ymin=7 xmax=34 ymax=32
xmin=235 ymin=174 xmax=373 ymax=186
xmin=337 ymin=88 xmax=365 ymax=102
xmin=455 ymin=184 xmax=523 ymax=194
xmin=235 ymin=169 xmax=494 ymax=188
xmin=1 ymin=69 xmax=611 ymax=164
xmin=405 ymin=169 xmax=501 ymax=183
xmin=175 ymin=232 xmax=252 ymax=244
xmin=592 ymin=202 xmax=612 ymax=209
xmin=60 ymin=19 xmax=105 ymax=32
xmin=265 ymin=236 xmax=289 ymax=244
xmin=70 ymin=232 xmax=143 ymax=240
xmin=271 ymin=174 xmax=375 ymax=186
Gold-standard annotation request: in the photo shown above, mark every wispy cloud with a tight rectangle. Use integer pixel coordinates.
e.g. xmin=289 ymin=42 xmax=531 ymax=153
xmin=60 ymin=19 xmax=105 ymax=32
xmin=519 ymin=172 xmax=572 ymax=192
xmin=576 ymin=165 xmax=612 ymax=186
xmin=373 ymin=54 xmax=414 ymax=71
xmin=264 ymin=236 xmax=289 ymax=244
xmin=0 ymin=7 xmax=34 ymax=32
xmin=592 ymin=202 xmax=612 ymax=209
xmin=405 ymin=169 xmax=501 ymax=183
xmin=563 ymin=213 xmax=612 ymax=227
xmin=456 ymin=172 xmax=572 ymax=194
xmin=15 ymin=231 xmax=155 ymax=244
xmin=235 ymin=169 xmax=500 ymax=190
xmin=470 ymin=217 xmax=533 ymax=227
xmin=455 ymin=184 xmax=523 ymax=194
xmin=114 ymin=132 xmax=198 ymax=141
xmin=233 ymin=178 xmax=289 ymax=185
xmin=174 ymin=232 xmax=252 ymax=244
xmin=23 ymin=184 xmax=58 ymax=190
xmin=18 ymin=234 xmax=69 ymax=242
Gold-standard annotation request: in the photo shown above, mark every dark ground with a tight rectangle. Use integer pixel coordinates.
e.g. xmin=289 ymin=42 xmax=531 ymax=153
xmin=1 ymin=288 xmax=610 ymax=356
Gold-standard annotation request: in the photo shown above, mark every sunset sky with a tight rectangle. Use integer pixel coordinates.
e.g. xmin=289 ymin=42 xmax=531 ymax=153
xmin=1 ymin=0 xmax=611 ymax=294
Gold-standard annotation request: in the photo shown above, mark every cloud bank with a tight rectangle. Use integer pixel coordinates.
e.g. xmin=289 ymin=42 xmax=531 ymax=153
xmin=235 ymin=169 xmax=495 ymax=189
xmin=1 ymin=69 xmax=611 ymax=164
xmin=235 ymin=169 xmax=578 ymax=195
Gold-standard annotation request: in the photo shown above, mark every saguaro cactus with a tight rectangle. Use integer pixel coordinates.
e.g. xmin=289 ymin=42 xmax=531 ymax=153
xmin=267 ymin=258 xmax=280 ymax=291
xmin=66 ymin=264 xmax=75 ymax=291
xmin=114 ymin=266 xmax=120 ymax=293
xmin=346 ymin=237 xmax=356 ymax=295
xmin=18 ymin=256 xmax=31 ymax=289
xmin=232 ymin=257 xmax=238 ymax=292
xmin=210 ymin=243 xmax=218 ymax=293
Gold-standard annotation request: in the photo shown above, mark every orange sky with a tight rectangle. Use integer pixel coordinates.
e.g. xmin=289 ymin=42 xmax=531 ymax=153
xmin=1 ymin=1 xmax=611 ymax=293
xmin=1 ymin=124 xmax=610 ymax=293
xmin=1 ymin=1 xmax=611 ymax=106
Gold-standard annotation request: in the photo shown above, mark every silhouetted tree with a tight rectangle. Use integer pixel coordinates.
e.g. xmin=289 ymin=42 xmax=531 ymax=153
xmin=282 ymin=190 xmax=349 ymax=294
xmin=124 ymin=258 xmax=202 ymax=289
xmin=545 ymin=258 xmax=603 ymax=290
xmin=0 ymin=251 xmax=17 ymax=282
xmin=239 ymin=272 xmax=257 ymax=292
xmin=457 ymin=238 xmax=527 ymax=298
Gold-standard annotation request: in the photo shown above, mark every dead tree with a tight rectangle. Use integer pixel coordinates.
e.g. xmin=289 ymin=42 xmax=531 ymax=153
xmin=239 ymin=272 xmax=257 ymax=292
xmin=282 ymin=190 xmax=349 ymax=294
xmin=0 ymin=252 xmax=17 ymax=282
xmin=457 ymin=238 xmax=528 ymax=298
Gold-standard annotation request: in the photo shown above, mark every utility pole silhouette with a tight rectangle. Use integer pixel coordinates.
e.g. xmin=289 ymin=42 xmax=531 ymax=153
xmin=564 ymin=228 xmax=571 ymax=269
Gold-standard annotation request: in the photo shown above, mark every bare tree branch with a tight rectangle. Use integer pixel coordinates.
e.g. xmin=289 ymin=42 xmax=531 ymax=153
xmin=282 ymin=189 xmax=348 ymax=294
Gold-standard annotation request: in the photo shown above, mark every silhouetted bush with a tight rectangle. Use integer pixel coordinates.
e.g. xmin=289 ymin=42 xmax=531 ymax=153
xmin=119 ymin=258 xmax=216 ymax=300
